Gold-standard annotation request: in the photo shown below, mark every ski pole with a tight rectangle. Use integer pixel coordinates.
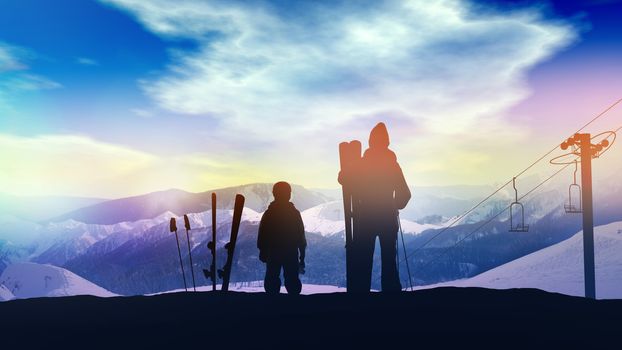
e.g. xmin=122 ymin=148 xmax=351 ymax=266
xmin=170 ymin=217 xmax=188 ymax=292
xmin=184 ymin=214 xmax=197 ymax=292
xmin=398 ymin=214 xmax=414 ymax=291
xmin=210 ymin=193 xmax=217 ymax=291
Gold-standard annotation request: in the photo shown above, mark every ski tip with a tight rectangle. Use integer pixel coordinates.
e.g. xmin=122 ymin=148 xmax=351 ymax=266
xmin=350 ymin=139 xmax=362 ymax=150
xmin=234 ymin=194 xmax=245 ymax=208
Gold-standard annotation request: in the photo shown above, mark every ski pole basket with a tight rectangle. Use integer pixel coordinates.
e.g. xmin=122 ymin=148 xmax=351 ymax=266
xmin=509 ymin=177 xmax=529 ymax=232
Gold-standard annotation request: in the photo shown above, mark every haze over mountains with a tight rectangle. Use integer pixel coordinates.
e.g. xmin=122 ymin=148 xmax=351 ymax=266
xmin=0 ymin=176 xmax=621 ymax=297
xmin=0 ymin=193 xmax=106 ymax=222
xmin=49 ymin=184 xmax=332 ymax=225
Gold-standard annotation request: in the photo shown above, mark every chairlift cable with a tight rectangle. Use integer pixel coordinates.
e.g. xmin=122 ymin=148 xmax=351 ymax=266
xmin=371 ymin=99 xmax=622 ymax=285
xmin=409 ymin=99 xmax=622 ymax=255
xmin=410 ymin=161 xmax=575 ymax=278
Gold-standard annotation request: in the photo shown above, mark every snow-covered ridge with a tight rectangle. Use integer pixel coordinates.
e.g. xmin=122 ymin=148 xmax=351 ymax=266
xmin=301 ymin=200 xmax=441 ymax=236
xmin=419 ymin=221 xmax=622 ymax=299
xmin=2 ymin=207 xmax=261 ymax=266
xmin=0 ymin=262 xmax=116 ymax=300
xmin=179 ymin=207 xmax=263 ymax=228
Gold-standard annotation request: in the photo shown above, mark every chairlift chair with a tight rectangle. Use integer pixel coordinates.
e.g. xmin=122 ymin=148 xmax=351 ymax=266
xmin=509 ymin=177 xmax=529 ymax=232
xmin=564 ymin=160 xmax=582 ymax=214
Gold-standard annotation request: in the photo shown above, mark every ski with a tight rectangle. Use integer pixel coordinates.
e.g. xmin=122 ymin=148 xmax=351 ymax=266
xmin=203 ymin=192 xmax=218 ymax=291
xmin=339 ymin=140 xmax=361 ymax=292
xmin=183 ymin=214 xmax=197 ymax=292
xmin=170 ymin=217 xmax=188 ymax=292
xmin=218 ymin=194 xmax=245 ymax=292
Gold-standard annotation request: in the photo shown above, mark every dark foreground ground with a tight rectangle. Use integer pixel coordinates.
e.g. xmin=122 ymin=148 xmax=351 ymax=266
xmin=1 ymin=287 xmax=620 ymax=348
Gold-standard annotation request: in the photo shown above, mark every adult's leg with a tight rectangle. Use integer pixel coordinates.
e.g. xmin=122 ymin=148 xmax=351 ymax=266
xmin=283 ymin=258 xmax=302 ymax=295
xmin=264 ymin=262 xmax=282 ymax=294
xmin=351 ymin=229 xmax=376 ymax=292
xmin=379 ymin=230 xmax=401 ymax=292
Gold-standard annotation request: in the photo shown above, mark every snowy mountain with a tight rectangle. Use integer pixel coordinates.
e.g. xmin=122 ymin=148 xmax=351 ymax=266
xmin=50 ymin=184 xmax=330 ymax=225
xmin=31 ymin=211 xmax=186 ymax=266
xmin=74 ymin=207 xmax=262 ymax=260
xmin=314 ymin=184 xmax=498 ymax=223
xmin=423 ymin=221 xmax=622 ymax=299
xmin=15 ymin=185 xmax=618 ymax=295
xmin=1 ymin=175 xmax=619 ymax=296
xmin=0 ymin=262 xmax=116 ymax=299
xmin=301 ymin=200 xmax=442 ymax=236
xmin=61 ymin=206 xmax=265 ymax=295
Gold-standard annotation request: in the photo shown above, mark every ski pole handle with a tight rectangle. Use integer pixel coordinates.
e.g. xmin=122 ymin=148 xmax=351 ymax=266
xmin=170 ymin=218 xmax=177 ymax=232
xmin=184 ymin=214 xmax=191 ymax=231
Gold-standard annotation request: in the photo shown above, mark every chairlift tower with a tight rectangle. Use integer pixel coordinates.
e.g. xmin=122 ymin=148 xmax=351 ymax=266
xmin=577 ymin=133 xmax=595 ymax=299
xmin=558 ymin=132 xmax=612 ymax=299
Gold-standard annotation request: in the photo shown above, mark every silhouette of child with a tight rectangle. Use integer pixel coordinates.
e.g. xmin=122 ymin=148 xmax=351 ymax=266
xmin=257 ymin=181 xmax=307 ymax=295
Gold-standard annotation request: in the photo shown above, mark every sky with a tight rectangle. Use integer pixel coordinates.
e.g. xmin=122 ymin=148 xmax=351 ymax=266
xmin=1 ymin=0 xmax=621 ymax=199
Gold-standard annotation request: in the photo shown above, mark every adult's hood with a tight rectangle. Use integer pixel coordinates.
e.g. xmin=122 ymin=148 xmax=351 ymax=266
xmin=369 ymin=122 xmax=390 ymax=149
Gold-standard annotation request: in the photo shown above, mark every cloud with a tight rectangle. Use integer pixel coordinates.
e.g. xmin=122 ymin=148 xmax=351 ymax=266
xmin=76 ymin=57 xmax=99 ymax=66
xmin=1 ymin=74 xmax=62 ymax=91
xmin=0 ymin=134 xmax=156 ymax=196
xmin=0 ymin=44 xmax=28 ymax=72
xmin=100 ymin=0 xmax=579 ymax=187
xmin=0 ymin=42 xmax=62 ymax=112
xmin=130 ymin=108 xmax=154 ymax=118
xmin=0 ymin=133 xmax=263 ymax=198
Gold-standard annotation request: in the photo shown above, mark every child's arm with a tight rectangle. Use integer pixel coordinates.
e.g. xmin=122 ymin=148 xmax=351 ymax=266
xmin=257 ymin=211 xmax=270 ymax=262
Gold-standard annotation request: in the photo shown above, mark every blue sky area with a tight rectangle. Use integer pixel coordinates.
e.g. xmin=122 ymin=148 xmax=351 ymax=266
xmin=1 ymin=0 xmax=621 ymax=197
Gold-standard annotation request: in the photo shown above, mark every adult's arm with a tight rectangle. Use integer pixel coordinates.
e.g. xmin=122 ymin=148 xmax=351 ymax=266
xmin=394 ymin=163 xmax=411 ymax=210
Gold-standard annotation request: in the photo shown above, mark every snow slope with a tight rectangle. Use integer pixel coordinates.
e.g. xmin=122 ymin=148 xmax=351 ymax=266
xmin=422 ymin=221 xmax=622 ymax=299
xmin=0 ymin=262 xmax=116 ymax=300
xmin=0 ymin=284 xmax=14 ymax=301
xmin=156 ymin=282 xmax=346 ymax=295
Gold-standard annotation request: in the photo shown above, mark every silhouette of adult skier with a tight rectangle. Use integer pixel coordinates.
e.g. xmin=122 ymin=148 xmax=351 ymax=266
xmin=339 ymin=122 xmax=411 ymax=292
xmin=257 ymin=181 xmax=307 ymax=295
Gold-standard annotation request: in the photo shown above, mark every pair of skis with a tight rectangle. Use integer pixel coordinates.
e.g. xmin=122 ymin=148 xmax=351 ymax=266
xmin=339 ymin=140 xmax=362 ymax=292
xmin=202 ymin=193 xmax=246 ymax=292
xmin=170 ymin=214 xmax=197 ymax=292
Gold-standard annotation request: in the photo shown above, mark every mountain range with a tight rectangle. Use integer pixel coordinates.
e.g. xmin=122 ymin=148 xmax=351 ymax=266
xmin=1 ymin=176 xmax=621 ymax=296
xmin=49 ymin=184 xmax=331 ymax=225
